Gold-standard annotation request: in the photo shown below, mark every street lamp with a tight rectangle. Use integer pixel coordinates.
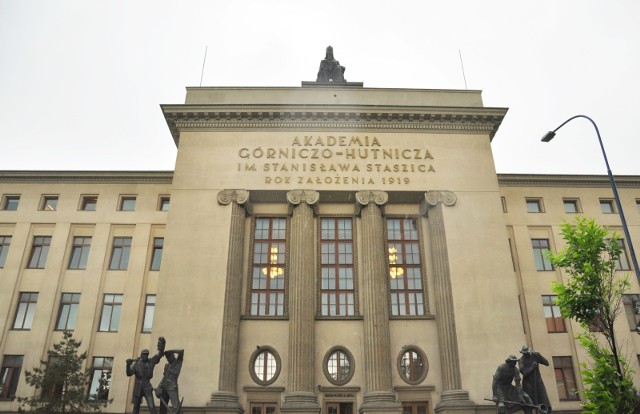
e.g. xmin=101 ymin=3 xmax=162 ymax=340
xmin=541 ymin=115 xmax=640 ymax=287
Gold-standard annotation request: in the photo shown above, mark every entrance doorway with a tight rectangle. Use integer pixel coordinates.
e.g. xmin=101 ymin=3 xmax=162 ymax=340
xmin=326 ymin=402 xmax=353 ymax=414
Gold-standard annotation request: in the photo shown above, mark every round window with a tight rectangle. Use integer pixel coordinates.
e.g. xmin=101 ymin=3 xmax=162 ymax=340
xmin=249 ymin=346 xmax=281 ymax=386
xmin=397 ymin=346 xmax=428 ymax=385
xmin=322 ymin=346 xmax=355 ymax=385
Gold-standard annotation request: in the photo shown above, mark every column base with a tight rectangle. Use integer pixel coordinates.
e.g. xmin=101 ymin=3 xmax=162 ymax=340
xmin=208 ymin=391 xmax=245 ymax=414
xmin=359 ymin=391 xmax=402 ymax=414
xmin=434 ymin=390 xmax=476 ymax=414
xmin=280 ymin=391 xmax=321 ymax=414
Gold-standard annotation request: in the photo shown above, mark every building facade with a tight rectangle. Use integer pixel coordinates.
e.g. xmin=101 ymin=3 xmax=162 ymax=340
xmin=1 ymin=81 xmax=640 ymax=414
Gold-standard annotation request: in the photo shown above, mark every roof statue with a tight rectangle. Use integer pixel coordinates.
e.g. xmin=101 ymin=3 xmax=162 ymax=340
xmin=316 ymin=46 xmax=346 ymax=83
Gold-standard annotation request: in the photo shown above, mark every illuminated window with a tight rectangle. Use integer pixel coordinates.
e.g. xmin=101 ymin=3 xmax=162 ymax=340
xmin=387 ymin=218 xmax=425 ymax=316
xmin=320 ymin=218 xmax=355 ymax=316
xmin=250 ymin=218 xmax=286 ymax=316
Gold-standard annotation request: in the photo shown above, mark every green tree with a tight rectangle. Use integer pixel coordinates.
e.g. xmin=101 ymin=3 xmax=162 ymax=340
xmin=18 ymin=331 xmax=110 ymax=413
xmin=549 ymin=216 xmax=637 ymax=413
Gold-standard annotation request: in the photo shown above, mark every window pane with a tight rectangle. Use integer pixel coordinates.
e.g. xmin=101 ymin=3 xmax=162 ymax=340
xmin=250 ymin=218 xmax=286 ymax=316
xmin=320 ymin=218 xmax=355 ymax=317
xmin=387 ymin=218 xmax=425 ymax=316
xmin=0 ymin=236 xmax=11 ymax=267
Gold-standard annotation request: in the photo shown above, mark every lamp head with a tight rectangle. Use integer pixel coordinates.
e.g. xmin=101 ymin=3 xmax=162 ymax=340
xmin=541 ymin=131 xmax=556 ymax=142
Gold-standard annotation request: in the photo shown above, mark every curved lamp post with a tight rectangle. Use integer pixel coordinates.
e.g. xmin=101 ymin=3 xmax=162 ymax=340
xmin=541 ymin=115 xmax=640 ymax=288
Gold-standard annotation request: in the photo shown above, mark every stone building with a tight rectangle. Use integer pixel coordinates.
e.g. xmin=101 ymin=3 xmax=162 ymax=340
xmin=1 ymin=71 xmax=640 ymax=414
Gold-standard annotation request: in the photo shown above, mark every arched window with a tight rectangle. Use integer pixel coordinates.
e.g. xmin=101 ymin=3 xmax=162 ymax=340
xmin=249 ymin=346 xmax=281 ymax=386
xmin=397 ymin=346 xmax=428 ymax=385
xmin=323 ymin=346 xmax=355 ymax=385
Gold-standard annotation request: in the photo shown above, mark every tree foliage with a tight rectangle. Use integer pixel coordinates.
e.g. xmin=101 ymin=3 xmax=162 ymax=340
xmin=549 ymin=216 xmax=637 ymax=413
xmin=18 ymin=331 xmax=109 ymax=413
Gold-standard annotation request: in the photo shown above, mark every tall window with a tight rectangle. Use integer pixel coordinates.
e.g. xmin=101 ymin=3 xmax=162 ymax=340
xmin=2 ymin=195 xmax=20 ymax=211
xmin=553 ymin=356 xmax=579 ymax=400
xmin=250 ymin=218 xmax=286 ymax=316
xmin=150 ymin=237 xmax=164 ymax=271
xmin=68 ymin=236 xmax=91 ymax=269
xmin=88 ymin=357 xmax=112 ymax=401
xmin=55 ymin=293 xmax=80 ymax=331
xmin=27 ymin=236 xmax=51 ymax=269
xmin=0 ymin=355 xmax=23 ymax=399
xmin=614 ymin=239 xmax=631 ymax=271
xmin=142 ymin=295 xmax=156 ymax=333
xmin=542 ymin=295 xmax=565 ymax=333
xmin=320 ymin=218 xmax=355 ymax=316
xmin=623 ymin=294 xmax=640 ymax=331
xmin=0 ymin=235 xmax=11 ymax=268
xmin=531 ymin=239 xmax=553 ymax=271
xmin=387 ymin=218 xmax=425 ymax=316
xmin=99 ymin=294 xmax=123 ymax=332
xmin=109 ymin=237 xmax=131 ymax=270
xmin=12 ymin=292 xmax=38 ymax=330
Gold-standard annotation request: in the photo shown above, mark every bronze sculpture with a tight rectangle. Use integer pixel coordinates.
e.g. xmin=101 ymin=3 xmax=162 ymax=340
xmin=126 ymin=337 xmax=166 ymax=414
xmin=156 ymin=349 xmax=184 ymax=414
xmin=518 ymin=346 xmax=552 ymax=413
xmin=491 ymin=355 xmax=535 ymax=414
xmin=316 ymin=46 xmax=346 ymax=83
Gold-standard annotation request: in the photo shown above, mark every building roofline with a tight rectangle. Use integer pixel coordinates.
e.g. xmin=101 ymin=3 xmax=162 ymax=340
xmin=497 ymin=173 xmax=640 ymax=188
xmin=0 ymin=170 xmax=174 ymax=184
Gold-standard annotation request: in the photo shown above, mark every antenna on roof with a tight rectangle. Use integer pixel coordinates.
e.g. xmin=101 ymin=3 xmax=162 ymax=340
xmin=458 ymin=49 xmax=468 ymax=90
xmin=200 ymin=46 xmax=208 ymax=87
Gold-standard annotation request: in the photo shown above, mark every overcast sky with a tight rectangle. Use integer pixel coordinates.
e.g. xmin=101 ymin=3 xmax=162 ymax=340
xmin=1 ymin=0 xmax=639 ymax=175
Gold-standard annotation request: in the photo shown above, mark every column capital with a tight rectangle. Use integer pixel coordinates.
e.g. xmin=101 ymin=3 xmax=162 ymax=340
xmin=355 ymin=190 xmax=388 ymax=215
xmin=420 ymin=191 xmax=457 ymax=216
xmin=217 ymin=190 xmax=251 ymax=213
xmin=287 ymin=190 xmax=319 ymax=215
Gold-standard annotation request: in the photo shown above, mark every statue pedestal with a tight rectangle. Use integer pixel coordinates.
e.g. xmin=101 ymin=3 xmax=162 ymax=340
xmin=434 ymin=390 xmax=477 ymax=414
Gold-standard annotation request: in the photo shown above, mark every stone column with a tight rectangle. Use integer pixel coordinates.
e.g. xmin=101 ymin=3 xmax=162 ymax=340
xmin=281 ymin=190 xmax=321 ymax=414
xmin=209 ymin=190 xmax=251 ymax=414
xmin=420 ymin=191 xmax=474 ymax=413
xmin=355 ymin=191 xmax=402 ymax=414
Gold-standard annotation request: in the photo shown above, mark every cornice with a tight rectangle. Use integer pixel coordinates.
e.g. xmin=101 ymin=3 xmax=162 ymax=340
xmin=0 ymin=171 xmax=174 ymax=184
xmin=497 ymin=173 xmax=640 ymax=188
xmin=161 ymin=104 xmax=507 ymax=146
